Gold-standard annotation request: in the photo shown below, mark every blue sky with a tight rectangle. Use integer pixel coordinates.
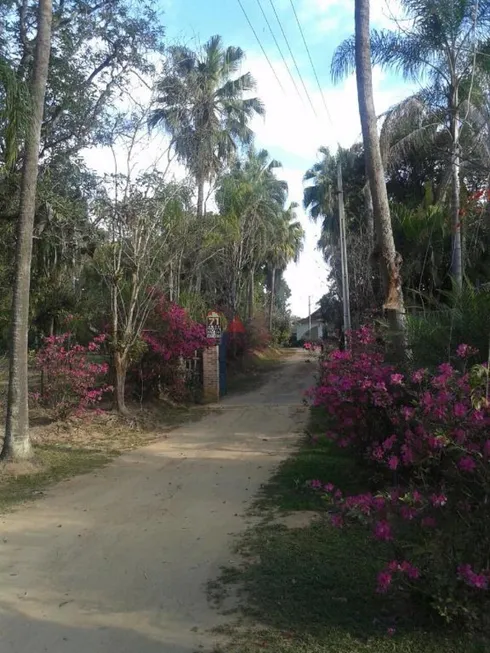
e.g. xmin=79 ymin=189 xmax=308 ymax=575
xmin=161 ymin=0 xmax=415 ymax=317
xmin=86 ymin=0 xmax=416 ymax=317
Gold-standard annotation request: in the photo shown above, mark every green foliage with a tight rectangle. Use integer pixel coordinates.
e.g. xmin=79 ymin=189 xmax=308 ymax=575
xmin=150 ymin=35 xmax=264 ymax=206
xmin=408 ymin=285 xmax=490 ymax=368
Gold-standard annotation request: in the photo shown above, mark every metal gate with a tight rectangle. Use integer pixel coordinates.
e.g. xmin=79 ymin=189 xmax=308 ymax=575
xmin=219 ymin=332 xmax=227 ymax=397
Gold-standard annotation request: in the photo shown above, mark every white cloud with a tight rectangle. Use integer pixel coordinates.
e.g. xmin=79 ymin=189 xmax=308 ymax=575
xmin=82 ymin=35 xmax=417 ymax=318
xmin=245 ymin=51 xmax=416 ymax=316
xmin=298 ymin=0 xmax=405 ymax=36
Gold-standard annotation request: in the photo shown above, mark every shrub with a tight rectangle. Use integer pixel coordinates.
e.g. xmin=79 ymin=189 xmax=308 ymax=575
xmin=136 ymin=293 xmax=210 ymax=401
xmin=310 ymin=327 xmax=490 ymax=625
xmin=408 ymin=285 xmax=490 ymax=368
xmin=34 ymin=333 xmax=112 ymax=419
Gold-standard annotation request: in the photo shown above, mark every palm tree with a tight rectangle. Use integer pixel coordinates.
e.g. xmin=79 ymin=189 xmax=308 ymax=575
xmin=303 ymin=145 xmax=367 ymax=261
xmin=216 ymin=147 xmax=288 ymax=317
xmin=150 ymin=35 xmax=265 ymax=218
xmin=352 ymin=0 xmax=407 ymax=351
xmin=0 ymin=56 xmax=30 ymax=171
xmin=332 ymin=0 xmax=490 ymax=290
xmin=267 ymin=203 xmax=304 ymax=332
xmin=3 ymin=0 xmax=53 ymax=461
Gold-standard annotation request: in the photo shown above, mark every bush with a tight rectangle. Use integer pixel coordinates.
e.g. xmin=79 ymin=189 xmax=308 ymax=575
xmin=310 ymin=327 xmax=490 ymax=626
xmin=135 ymin=293 xmax=210 ymax=402
xmin=408 ymin=285 xmax=490 ymax=368
xmin=34 ymin=333 xmax=112 ymax=419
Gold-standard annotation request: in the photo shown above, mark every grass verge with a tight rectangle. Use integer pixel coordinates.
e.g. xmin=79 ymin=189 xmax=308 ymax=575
xmin=0 ymin=445 xmax=113 ymax=512
xmin=211 ymin=408 xmax=487 ymax=653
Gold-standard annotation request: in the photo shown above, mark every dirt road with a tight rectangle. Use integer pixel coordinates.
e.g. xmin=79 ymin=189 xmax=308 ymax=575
xmin=0 ymin=350 xmax=314 ymax=653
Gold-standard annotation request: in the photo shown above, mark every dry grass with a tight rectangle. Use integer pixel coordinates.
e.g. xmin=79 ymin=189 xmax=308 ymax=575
xmin=0 ymin=402 xmax=208 ymax=512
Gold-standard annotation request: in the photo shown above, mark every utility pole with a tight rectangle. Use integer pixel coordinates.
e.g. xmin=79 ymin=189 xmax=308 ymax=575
xmin=337 ymin=160 xmax=351 ymax=345
xmin=308 ymin=295 xmax=312 ymax=337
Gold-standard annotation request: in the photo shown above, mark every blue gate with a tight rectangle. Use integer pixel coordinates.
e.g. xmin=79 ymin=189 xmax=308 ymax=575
xmin=219 ymin=331 xmax=228 ymax=397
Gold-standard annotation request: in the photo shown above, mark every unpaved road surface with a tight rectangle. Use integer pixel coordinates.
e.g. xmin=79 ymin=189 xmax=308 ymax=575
xmin=0 ymin=350 xmax=314 ymax=653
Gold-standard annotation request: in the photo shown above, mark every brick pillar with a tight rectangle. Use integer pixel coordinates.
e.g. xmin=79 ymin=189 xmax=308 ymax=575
xmin=202 ymin=345 xmax=219 ymax=403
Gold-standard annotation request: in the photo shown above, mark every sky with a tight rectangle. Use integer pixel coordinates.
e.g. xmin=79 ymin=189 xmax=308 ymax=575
xmin=85 ymin=0 xmax=417 ymax=318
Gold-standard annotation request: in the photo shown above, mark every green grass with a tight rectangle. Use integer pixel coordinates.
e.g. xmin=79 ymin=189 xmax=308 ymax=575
xmin=211 ymin=408 xmax=488 ymax=653
xmin=0 ymin=445 xmax=113 ymax=511
xmin=255 ymin=409 xmax=366 ymax=513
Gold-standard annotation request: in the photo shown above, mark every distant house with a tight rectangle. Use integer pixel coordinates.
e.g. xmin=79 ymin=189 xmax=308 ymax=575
xmin=294 ymin=308 xmax=324 ymax=342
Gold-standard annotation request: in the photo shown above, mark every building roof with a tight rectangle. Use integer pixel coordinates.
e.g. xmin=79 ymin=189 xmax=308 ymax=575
xmin=296 ymin=308 xmax=323 ymax=325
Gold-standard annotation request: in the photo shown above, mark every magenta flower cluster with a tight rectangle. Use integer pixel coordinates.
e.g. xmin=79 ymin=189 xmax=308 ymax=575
xmin=309 ymin=327 xmax=490 ymax=622
xmin=35 ymin=333 xmax=112 ymax=419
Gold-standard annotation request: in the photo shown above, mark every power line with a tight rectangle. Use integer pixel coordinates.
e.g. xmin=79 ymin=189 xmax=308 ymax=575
xmin=255 ymin=0 xmax=305 ymax=106
xmin=288 ymin=0 xmax=334 ymax=128
xmin=266 ymin=0 xmax=318 ymax=117
xmin=236 ymin=0 xmax=285 ymax=94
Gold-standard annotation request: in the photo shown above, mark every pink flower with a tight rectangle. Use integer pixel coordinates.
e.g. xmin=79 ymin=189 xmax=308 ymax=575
xmin=309 ymin=479 xmax=323 ymax=490
xmin=324 ymin=483 xmax=335 ymax=493
xmin=388 ymin=455 xmax=399 ymax=471
xmin=400 ymin=506 xmax=417 ymax=521
xmin=411 ymin=368 xmax=427 ymax=383
xmin=458 ymin=456 xmax=476 ymax=473
xmin=374 ymin=520 xmax=393 ymax=541
xmin=382 ymin=435 xmax=397 ymax=451
xmin=390 ymin=373 xmax=404 ymax=385
xmin=377 ymin=570 xmax=392 ymax=593
xmin=331 ymin=514 xmax=343 ymax=528
xmin=412 ymin=490 xmax=423 ymax=503
xmin=458 ymin=564 xmax=489 ymax=590
xmin=453 ymin=402 xmax=467 ymax=418
xmin=456 ymin=343 xmax=470 ymax=358
xmin=387 ymin=627 xmax=396 ymax=636
xmin=431 ymin=494 xmax=447 ymax=508
xmin=400 ymin=561 xmax=420 ymax=579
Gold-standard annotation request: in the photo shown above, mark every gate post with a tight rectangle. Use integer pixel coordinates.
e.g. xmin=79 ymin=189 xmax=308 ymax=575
xmin=202 ymin=344 xmax=220 ymax=403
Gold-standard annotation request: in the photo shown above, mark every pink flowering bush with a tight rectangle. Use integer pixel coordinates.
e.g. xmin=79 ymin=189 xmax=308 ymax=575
xmin=136 ymin=293 xmax=211 ymax=401
xmin=310 ymin=326 xmax=490 ymax=624
xmin=35 ymin=333 xmax=112 ymax=419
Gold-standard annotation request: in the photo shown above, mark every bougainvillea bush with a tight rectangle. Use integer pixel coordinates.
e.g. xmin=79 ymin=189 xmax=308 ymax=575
xmin=310 ymin=327 xmax=490 ymax=625
xmin=136 ymin=293 xmax=210 ymax=401
xmin=34 ymin=333 xmax=112 ymax=419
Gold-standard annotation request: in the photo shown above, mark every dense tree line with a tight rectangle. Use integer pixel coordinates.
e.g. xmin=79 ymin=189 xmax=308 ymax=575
xmin=306 ymin=0 xmax=490 ymax=360
xmin=0 ymin=0 xmax=304 ymax=459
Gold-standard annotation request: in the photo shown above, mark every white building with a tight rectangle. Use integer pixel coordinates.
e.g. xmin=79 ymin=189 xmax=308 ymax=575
xmin=294 ymin=308 xmax=324 ymax=342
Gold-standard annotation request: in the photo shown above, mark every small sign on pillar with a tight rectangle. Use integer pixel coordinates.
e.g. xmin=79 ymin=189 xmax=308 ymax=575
xmin=206 ymin=311 xmax=222 ymax=340
xmin=203 ymin=311 xmax=221 ymax=403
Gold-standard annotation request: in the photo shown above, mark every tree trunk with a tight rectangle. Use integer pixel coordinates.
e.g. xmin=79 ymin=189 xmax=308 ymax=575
xmin=269 ymin=267 xmax=276 ymax=333
xmin=196 ymin=176 xmax=204 ymax=219
xmin=114 ymin=351 xmax=129 ymax=416
xmin=169 ymin=260 xmax=173 ymax=302
xmin=249 ymin=267 xmax=255 ymax=319
xmin=2 ymin=0 xmax=53 ymax=461
xmin=450 ymin=97 xmax=463 ymax=290
xmin=364 ymin=181 xmax=374 ymax=248
xmin=355 ymin=0 xmax=407 ymax=353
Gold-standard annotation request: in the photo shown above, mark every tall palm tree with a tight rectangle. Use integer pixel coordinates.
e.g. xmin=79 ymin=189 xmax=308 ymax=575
xmin=150 ymin=35 xmax=265 ymax=218
xmin=0 ymin=56 xmax=30 ymax=171
xmin=303 ymin=145 xmax=367 ymax=261
xmin=353 ymin=0 xmax=407 ymax=351
xmin=215 ymin=147 xmax=288 ymax=316
xmin=3 ymin=0 xmax=53 ymax=461
xmin=332 ymin=0 xmax=490 ymax=290
xmin=267 ymin=203 xmax=304 ymax=332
